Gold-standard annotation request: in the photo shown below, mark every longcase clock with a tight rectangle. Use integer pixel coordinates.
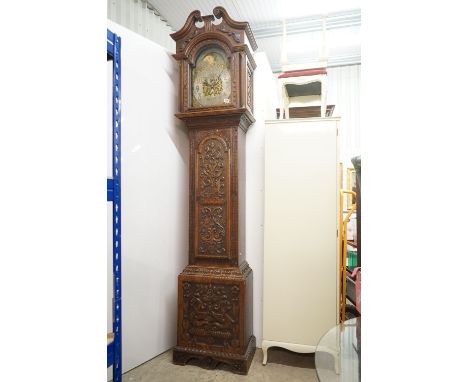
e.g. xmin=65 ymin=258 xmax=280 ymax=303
xmin=170 ymin=7 xmax=257 ymax=375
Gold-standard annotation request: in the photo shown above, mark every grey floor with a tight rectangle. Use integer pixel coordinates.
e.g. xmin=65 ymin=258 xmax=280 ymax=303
xmin=123 ymin=348 xmax=319 ymax=382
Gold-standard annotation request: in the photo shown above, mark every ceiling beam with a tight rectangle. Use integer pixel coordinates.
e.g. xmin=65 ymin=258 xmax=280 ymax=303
xmin=270 ymin=54 xmax=361 ymax=73
xmin=252 ymin=8 xmax=360 ymax=39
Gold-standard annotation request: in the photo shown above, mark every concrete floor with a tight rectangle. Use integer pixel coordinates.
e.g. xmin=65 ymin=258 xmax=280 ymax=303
xmin=123 ymin=348 xmax=319 ymax=382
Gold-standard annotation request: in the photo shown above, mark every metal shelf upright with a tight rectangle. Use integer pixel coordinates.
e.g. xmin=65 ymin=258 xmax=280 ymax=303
xmin=107 ymin=28 xmax=122 ymax=382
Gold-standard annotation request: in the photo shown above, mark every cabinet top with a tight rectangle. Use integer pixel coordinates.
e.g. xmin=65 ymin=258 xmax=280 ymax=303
xmin=265 ymin=117 xmax=341 ymax=125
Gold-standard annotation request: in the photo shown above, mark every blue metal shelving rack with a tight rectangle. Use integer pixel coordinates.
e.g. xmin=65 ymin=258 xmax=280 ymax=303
xmin=107 ymin=28 xmax=122 ymax=382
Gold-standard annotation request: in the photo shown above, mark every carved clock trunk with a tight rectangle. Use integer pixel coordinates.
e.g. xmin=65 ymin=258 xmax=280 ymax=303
xmin=170 ymin=7 xmax=257 ymax=375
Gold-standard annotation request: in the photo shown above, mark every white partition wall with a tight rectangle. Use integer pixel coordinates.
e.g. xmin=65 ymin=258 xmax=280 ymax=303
xmin=246 ymin=52 xmax=279 ymax=342
xmin=327 ymin=65 xmax=361 ymax=169
xmin=107 ymin=21 xmax=189 ymax=374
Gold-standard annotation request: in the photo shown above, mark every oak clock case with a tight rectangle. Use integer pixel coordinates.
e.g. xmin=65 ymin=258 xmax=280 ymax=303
xmin=170 ymin=7 xmax=257 ymax=375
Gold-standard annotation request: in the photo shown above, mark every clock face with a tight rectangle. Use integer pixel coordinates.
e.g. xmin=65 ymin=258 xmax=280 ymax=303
xmin=191 ymin=46 xmax=231 ymax=108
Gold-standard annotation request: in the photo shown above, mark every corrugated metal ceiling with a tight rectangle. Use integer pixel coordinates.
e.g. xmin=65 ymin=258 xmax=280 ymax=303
xmin=147 ymin=0 xmax=360 ymax=70
xmin=149 ymin=0 xmax=360 ymax=30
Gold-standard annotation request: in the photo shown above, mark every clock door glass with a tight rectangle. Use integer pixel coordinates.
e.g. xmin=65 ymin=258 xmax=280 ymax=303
xmin=191 ymin=46 xmax=231 ymax=108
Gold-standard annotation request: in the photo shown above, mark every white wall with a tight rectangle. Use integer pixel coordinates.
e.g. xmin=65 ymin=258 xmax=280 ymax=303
xmin=327 ymin=64 xmax=361 ymax=168
xmin=107 ymin=20 xmax=188 ymax=374
xmin=246 ymin=52 xmax=279 ymax=343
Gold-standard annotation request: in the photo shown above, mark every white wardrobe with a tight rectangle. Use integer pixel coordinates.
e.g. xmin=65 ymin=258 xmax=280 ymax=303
xmin=262 ymin=117 xmax=340 ymax=364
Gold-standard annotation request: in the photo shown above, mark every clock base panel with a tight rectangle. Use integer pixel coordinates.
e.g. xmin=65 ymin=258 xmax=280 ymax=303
xmin=173 ymin=335 xmax=256 ymax=375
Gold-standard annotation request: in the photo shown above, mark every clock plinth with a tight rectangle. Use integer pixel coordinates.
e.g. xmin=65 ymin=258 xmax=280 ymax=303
xmin=173 ymin=264 xmax=255 ymax=374
xmin=170 ymin=7 xmax=257 ymax=375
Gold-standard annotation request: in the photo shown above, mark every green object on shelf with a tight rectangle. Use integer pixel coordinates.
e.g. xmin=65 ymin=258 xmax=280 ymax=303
xmin=348 ymin=250 xmax=358 ymax=270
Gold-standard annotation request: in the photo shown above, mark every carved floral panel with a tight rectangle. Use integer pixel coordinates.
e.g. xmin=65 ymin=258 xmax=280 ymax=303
xmin=247 ymin=64 xmax=253 ymax=111
xmin=199 ymin=138 xmax=226 ymax=198
xmin=198 ymin=206 xmax=226 ymax=257
xmin=182 ymin=282 xmax=240 ymax=349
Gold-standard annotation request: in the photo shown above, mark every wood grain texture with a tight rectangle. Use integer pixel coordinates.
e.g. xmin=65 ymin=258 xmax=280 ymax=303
xmin=171 ymin=7 xmax=256 ymax=375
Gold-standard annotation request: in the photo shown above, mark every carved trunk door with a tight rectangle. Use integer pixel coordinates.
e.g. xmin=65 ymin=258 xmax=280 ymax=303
xmin=194 ymin=130 xmax=231 ymax=262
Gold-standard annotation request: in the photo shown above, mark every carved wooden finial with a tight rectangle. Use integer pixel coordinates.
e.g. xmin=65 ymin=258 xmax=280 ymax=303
xmin=213 ymin=6 xmax=257 ymax=51
xmin=171 ymin=7 xmax=257 ymax=52
xmin=170 ymin=10 xmax=202 ymax=41
xmin=212 ymin=6 xmax=228 ymax=20
xmin=201 ymin=14 xmax=215 ymax=31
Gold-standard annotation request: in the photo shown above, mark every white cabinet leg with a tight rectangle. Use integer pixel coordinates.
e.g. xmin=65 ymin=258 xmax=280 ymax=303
xmin=321 ymin=99 xmax=326 ymax=118
xmin=321 ymin=77 xmax=328 ymax=117
xmin=284 ymin=95 xmax=290 ymax=119
xmin=262 ymin=344 xmax=269 ymax=365
xmin=278 ymin=81 xmax=285 ymax=119
xmin=334 ymin=351 xmax=341 ymax=374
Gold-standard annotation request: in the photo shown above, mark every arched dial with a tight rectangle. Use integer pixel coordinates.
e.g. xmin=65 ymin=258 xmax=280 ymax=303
xmin=191 ymin=46 xmax=232 ymax=108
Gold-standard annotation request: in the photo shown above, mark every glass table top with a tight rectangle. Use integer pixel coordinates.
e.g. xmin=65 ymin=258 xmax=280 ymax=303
xmin=315 ymin=318 xmax=361 ymax=382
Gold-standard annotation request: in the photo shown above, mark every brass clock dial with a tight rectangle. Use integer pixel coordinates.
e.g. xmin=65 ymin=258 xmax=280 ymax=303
xmin=191 ymin=46 xmax=231 ymax=108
